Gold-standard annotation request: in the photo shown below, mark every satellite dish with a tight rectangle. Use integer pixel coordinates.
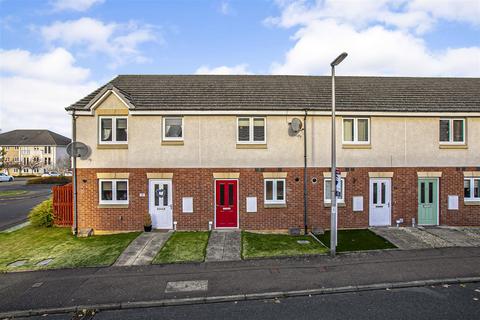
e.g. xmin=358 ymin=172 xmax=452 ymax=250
xmin=67 ymin=142 xmax=90 ymax=159
xmin=290 ymin=118 xmax=303 ymax=132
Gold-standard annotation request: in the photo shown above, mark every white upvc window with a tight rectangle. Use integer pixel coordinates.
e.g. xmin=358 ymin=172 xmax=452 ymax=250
xmin=99 ymin=116 xmax=128 ymax=144
xmin=99 ymin=179 xmax=129 ymax=204
xmin=324 ymin=178 xmax=345 ymax=203
xmin=264 ymin=178 xmax=286 ymax=204
xmin=162 ymin=116 xmax=184 ymax=141
xmin=439 ymin=119 xmax=465 ymax=144
xmin=237 ymin=117 xmax=266 ymax=144
xmin=464 ymin=178 xmax=480 ymax=202
xmin=342 ymin=118 xmax=370 ymax=144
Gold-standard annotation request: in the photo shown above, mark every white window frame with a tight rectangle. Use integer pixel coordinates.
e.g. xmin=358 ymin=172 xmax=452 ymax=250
xmin=324 ymin=178 xmax=345 ymax=204
xmin=237 ymin=117 xmax=267 ymax=144
xmin=162 ymin=116 xmax=184 ymax=141
xmin=98 ymin=179 xmax=129 ymax=205
xmin=439 ymin=118 xmax=466 ymax=144
xmin=464 ymin=177 xmax=480 ymax=202
xmin=264 ymin=178 xmax=286 ymax=205
xmin=98 ymin=116 xmax=128 ymax=144
xmin=342 ymin=117 xmax=370 ymax=145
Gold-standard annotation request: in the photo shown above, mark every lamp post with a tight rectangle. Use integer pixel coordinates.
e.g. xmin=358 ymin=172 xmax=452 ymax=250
xmin=330 ymin=52 xmax=348 ymax=257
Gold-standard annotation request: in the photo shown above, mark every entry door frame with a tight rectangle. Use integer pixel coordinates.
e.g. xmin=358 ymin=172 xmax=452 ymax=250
xmin=417 ymin=177 xmax=440 ymax=226
xmin=148 ymin=179 xmax=173 ymax=230
xmin=369 ymin=178 xmax=392 ymax=226
xmin=214 ymin=178 xmax=239 ymax=229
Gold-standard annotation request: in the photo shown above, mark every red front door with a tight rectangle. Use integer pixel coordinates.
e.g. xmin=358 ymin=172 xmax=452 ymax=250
xmin=215 ymin=180 xmax=238 ymax=228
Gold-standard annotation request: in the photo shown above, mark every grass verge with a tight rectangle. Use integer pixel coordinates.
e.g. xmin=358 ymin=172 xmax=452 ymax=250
xmin=0 ymin=226 xmax=140 ymax=272
xmin=242 ymin=232 xmax=328 ymax=259
xmin=0 ymin=190 xmax=28 ymax=197
xmin=153 ymin=231 xmax=210 ymax=264
xmin=316 ymin=229 xmax=396 ymax=252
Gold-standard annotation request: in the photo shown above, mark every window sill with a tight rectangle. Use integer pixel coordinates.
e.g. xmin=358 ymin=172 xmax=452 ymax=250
xmin=464 ymin=201 xmax=480 ymax=206
xmin=439 ymin=144 xmax=468 ymax=149
xmin=97 ymin=144 xmax=128 ymax=149
xmin=342 ymin=144 xmax=371 ymax=149
xmin=162 ymin=140 xmax=184 ymax=146
xmin=324 ymin=202 xmax=346 ymax=208
xmin=236 ymin=143 xmax=267 ymax=149
xmin=264 ymin=203 xmax=287 ymax=208
xmin=97 ymin=204 xmax=129 ymax=208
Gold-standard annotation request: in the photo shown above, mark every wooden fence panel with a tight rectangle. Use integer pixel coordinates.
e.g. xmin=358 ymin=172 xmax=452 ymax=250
xmin=52 ymin=183 xmax=73 ymax=226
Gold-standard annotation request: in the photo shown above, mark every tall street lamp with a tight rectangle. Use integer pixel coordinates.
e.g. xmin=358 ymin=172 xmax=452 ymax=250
xmin=330 ymin=52 xmax=348 ymax=257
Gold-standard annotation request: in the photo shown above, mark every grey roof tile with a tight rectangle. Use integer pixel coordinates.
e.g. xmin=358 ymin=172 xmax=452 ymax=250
xmin=67 ymin=75 xmax=480 ymax=113
xmin=0 ymin=130 xmax=71 ymax=146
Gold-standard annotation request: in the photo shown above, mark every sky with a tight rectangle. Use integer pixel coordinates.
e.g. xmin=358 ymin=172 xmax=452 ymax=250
xmin=0 ymin=0 xmax=479 ymax=137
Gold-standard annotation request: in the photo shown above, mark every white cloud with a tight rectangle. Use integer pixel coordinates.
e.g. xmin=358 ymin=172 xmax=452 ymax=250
xmin=268 ymin=0 xmax=480 ymax=76
xmin=219 ymin=1 xmax=232 ymax=15
xmin=51 ymin=0 xmax=104 ymax=12
xmin=195 ymin=64 xmax=252 ymax=75
xmin=40 ymin=17 xmax=159 ymax=68
xmin=0 ymin=48 xmax=98 ymax=137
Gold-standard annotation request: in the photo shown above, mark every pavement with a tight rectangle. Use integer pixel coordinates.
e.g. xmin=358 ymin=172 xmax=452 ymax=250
xmin=206 ymin=230 xmax=241 ymax=262
xmin=0 ymin=178 xmax=53 ymax=231
xmin=25 ymin=281 xmax=480 ymax=320
xmin=0 ymin=246 xmax=479 ymax=317
xmin=370 ymin=226 xmax=480 ymax=250
xmin=114 ymin=231 xmax=172 ymax=266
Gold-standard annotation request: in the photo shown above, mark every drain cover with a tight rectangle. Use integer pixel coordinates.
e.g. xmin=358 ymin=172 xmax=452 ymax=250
xmin=297 ymin=240 xmax=310 ymax=245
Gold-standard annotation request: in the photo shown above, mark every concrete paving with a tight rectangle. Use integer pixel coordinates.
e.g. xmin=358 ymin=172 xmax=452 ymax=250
xmin=206 ymin=230 xmax=241 ymax=262
xmin=370 ymin=227 xmax=432 ymax=250
xmin=114 ymin=231 xmax=172 ymax=266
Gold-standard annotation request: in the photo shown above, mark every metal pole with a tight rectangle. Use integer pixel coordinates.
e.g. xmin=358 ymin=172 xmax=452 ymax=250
xmin=330 ymin=65 xmax=337 ymax=257
xmin=72 ymin=111 xmax=78 ymax=236
xmin=303 ymin=110 xmax=308 ymax=235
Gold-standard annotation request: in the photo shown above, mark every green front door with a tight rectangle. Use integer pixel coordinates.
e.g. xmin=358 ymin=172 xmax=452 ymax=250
xmin=418 ymin=178 xmax=439 ymax=225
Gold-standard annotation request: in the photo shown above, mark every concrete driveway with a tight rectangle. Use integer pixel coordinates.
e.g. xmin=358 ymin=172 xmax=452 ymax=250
xmin=371 ymin=226 xmax=480 ymax=250
xmin=0 ymin=178 xmax=53 ymax=231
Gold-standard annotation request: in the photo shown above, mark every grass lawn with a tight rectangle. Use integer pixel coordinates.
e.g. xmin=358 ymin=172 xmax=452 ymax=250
xmin=242 ymin=232 xmax=328 ymax=259
xmin=0 ymin=226 xmax=140 ymax=272
xmin=316 ymin=229 xmax=396 ymax=252
xmin=0 ymin=190 xmax=28 ymax=197
xmin=153 ymin=231 xmax=210 ymax=264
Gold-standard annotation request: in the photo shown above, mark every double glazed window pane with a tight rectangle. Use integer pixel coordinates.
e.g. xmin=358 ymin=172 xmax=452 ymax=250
xmin=101 ymin=181 xmax=113 ymax=200
xmin=325 ymin=180 xmax=332 ymax=201
xmin=475 ymin=180 xmax=480 ymax=198
xmin=464 ymin=180 xmax=471 ymax=198
xmin=253 ymin=118 xmax=265 ymax=142
xmin=238 ymin=118 xmax=250 ymax=141
xmin=165 ymin=118 xmax=183 ymax=138
xmin=265 ymin=180 xmax=274 ymax=201
xmin=116 ymin=119 xmax=128 ymax=141
xmin=465 ymin=179 xmax=480 ymax=199
xmin=357 ymin=119 xmax=369 ymax=142
xmin=343 ymin=119 xmax=354 ymax=142
xmin=276 ymin=180 xmax=284 ymax=201
xmin=101 ymin=119 xmax=113 ymax=141
xmin=453 ymin=120 xmax=464 ymax=142
xmin=116 ymin=181 xmax=128 ymax=201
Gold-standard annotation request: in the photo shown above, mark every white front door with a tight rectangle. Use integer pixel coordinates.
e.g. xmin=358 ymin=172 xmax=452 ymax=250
xmin=369 ymin=178 xmax=392 ymax=226
xmin=149 ymin=179 xmax=173 ymax=229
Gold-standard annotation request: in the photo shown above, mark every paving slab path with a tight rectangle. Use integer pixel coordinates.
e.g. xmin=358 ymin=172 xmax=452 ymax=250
xmin=423 ymin=227 xmax=480 ymax=247
xmin=114 ymin=231 xmax=172 ymax=266
xmin=370 ymin=227 xmax=432 ymax=250
xmin=206 ymin=230 xmax=241 ymax=262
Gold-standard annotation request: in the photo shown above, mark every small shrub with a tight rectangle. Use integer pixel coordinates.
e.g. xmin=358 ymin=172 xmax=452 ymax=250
xmin=27 ymin=176 xmax=72 ymax=185
xmin=28 ymin=198 xmax=54 ymax=227
xmin=144 ymin=213 xmax=152 ymax=227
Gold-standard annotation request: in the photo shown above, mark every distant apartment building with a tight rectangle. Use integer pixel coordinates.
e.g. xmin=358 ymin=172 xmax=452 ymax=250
xmin=0 ymin=130 xmax=71 ymax=176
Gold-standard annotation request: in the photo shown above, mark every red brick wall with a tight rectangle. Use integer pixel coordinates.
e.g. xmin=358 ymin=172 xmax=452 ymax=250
xmin=76 ymin=167 xmax=480 ymax=233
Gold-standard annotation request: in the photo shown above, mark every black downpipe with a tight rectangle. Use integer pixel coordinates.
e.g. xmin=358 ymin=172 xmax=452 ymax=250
xmin=303 ymin=110 xmax=308 ymax=235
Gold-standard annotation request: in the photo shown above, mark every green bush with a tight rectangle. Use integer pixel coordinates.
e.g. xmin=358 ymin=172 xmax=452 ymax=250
xmin=27 ymin=176 xmax=72 ymax=185
xmin=28 ymin=198 xmax=54 ymax=227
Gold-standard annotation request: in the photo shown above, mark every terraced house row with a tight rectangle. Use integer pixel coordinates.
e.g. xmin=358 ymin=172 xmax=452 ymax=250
xmin=67 ymin=75 xmax=480 ymax=234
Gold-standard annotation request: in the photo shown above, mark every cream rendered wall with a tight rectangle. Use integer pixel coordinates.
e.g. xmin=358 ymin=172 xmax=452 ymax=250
xmin=76 ymin=94 xmax=480 ymax=168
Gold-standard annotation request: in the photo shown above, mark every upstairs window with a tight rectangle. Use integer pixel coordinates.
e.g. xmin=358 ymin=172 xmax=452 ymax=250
xmin=440 ymin=119 xmax=465 ymax=144
xmin=163 ymin=117 xmax=184 ymax=141
xmin=343 ymin=118 xmax=370 ymax=144
xmin=99 ymin=116 xmax=128 ymax=144
xmin=237 ymin=117 xmax=266 ymax=144
xmin=264 ymin=179 xmax=286 ymax=205
xmin=99 ymin=179 xmax=129 ymax=204
xmin=464 ymin=178 xmax=480 ymax=201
